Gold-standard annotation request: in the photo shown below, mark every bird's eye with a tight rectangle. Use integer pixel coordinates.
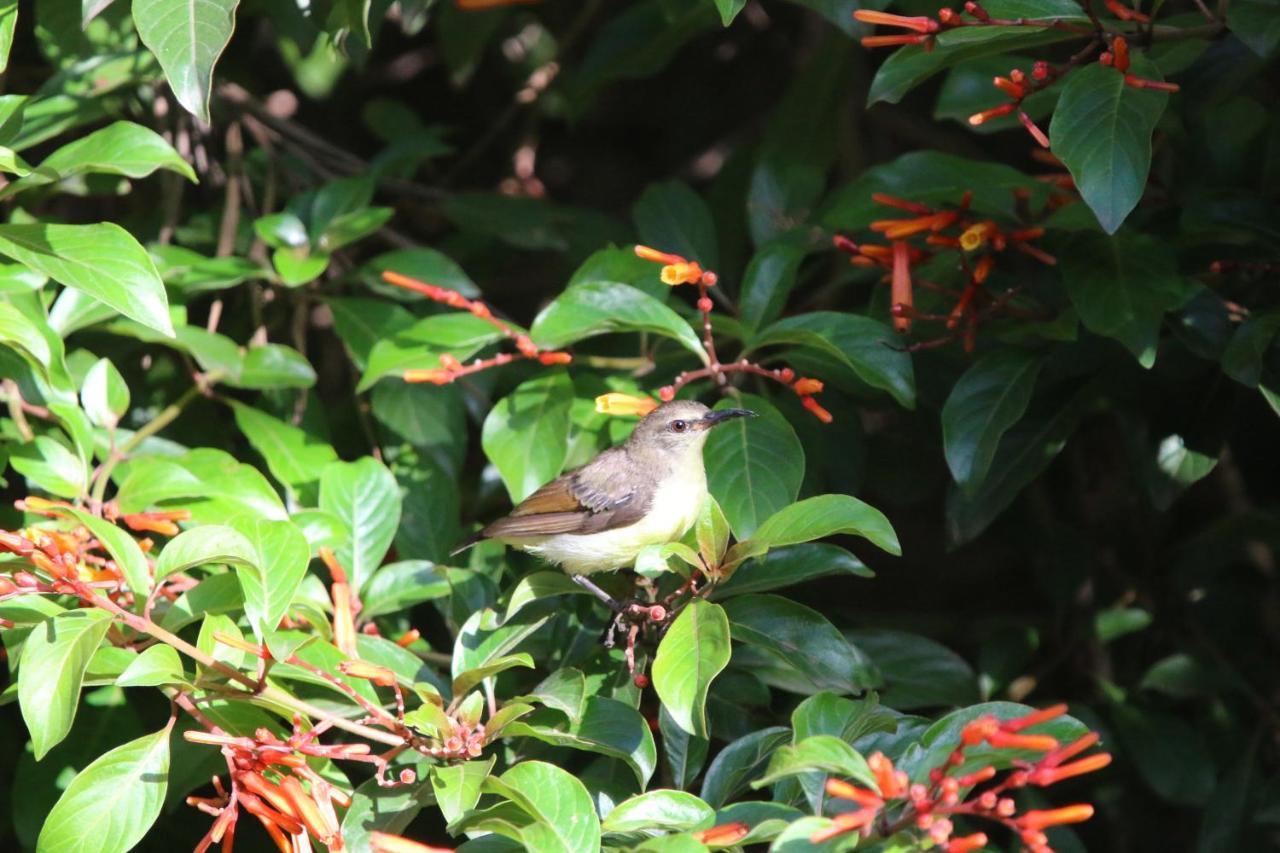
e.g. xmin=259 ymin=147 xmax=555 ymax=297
xmin=670 ymin=420 xmax=688 ymax=433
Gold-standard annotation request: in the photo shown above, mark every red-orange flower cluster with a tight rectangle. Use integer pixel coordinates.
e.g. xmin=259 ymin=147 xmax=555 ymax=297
xmin=812 ymin=704 xmax=1110 ymax=853
xmin=835 ymin=191 xmax=1057 ymax=352
xmin=381 ymin=270 xmax=572 ymax=385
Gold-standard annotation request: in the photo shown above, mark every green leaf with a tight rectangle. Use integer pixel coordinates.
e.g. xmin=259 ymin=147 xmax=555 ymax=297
xmin=1113 ymin=704 xmax=1215 ymax=806
xmin=652 ymin=600 xmax=731 ymax=737
xmin=660 ymin=705 xmax=708 ymax=791
xmin=942 ymin=349 xmax=1043 ymax=492
xmin=5 ymin=120 xmax=195 ymax=196
xmin=712 ymin=544 xmax=872 ymax=599
xmin=0 ymin=300 xmax=52 ymax=378
xmin=506 ymin=696 xmax=658 ymax=788
xmin=0 ymin=0 xmax=15 ymax=75
xmin=226 ymin=516 xmax=310 ymax=657
xmin=751 ymin=735 xmax=875 ymax=789
xmin=1049 ymin=57 xmax=1170 ymax=233
xmin=452 ymin=652 xmax=535 ymax=698
xmin=364 ymin=247 xmax=480 ymax=299
xmin=603 ymin=789 xmax=715 ymax=833
xmin=705 ymin=394 xmax=804 ymax=540
xmin=154 ymin=524 xmax=258 ymax=584
xmin=326 ymin=296 xmax=416 ymax=371
xmin=230 ymin=343 xmax=316 ymax=389
xmin=734 ymin=494 xmax=901 ymax=561
xmin=117 ymin=644 xmax=186 ymax=687
xmin=519 ymin=668 xmax=588 ymax=723
xmin=37 ymin=725 xmax=170 ymax=853
xmin=633 ymin=180 xmax=718 ymax=269
xmin=482 ymin=371 xmax=575 ymax=503
xmin=739 ymin=240 xmax=807 ymax=332
xmin=1060 ymin=231 xmax=1195 ymax=367
xmin=699 ymin=726 xmax=791 ymax=808
xmin=711 ymin=0 xmax=747 ymax=26
xmin=18 ymin=608 xmax=114 ymax=759
xmin=360 ymin=560 xmax=452 ymax=619
xmin=55 ymin=507 xmax=152 ymax=602
xmin=482 ymin=761 xmax=602 ymax=853
xmin=341 ymin=777 xmax=436 ymax=853
xmin=432 ymin=757 xmax=496 ymax=827
xmin=531 ymin=280 xmax=707 ymax=361
xmin=319 ymin=457 xmax=402 ymax=592
xmin=9 ymin=435 xmax=86 ymax=498
xmin=750 ymin=312 xmax=916 ymax=409
xmin=132 ymin=0 xmax=239 ymax=122
xmin=0 ymin=222 xmax=172 ymax=336
xmin=846 ymin=629 xmax=979 ymax=709
xmin=227 ymin=400 xmax=337 ymax=500
xmin=1227 ymin=0 xmax=1280 ymax=58
xmin=725 ymin=595 xmax=879 ymax=693
xmin=80 ymin=357 xmax=129 ymax=428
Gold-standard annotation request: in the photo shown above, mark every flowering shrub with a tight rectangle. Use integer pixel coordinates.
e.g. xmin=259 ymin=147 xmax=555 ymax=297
xmin=1 ymin=1 xmax=1276 ymax=852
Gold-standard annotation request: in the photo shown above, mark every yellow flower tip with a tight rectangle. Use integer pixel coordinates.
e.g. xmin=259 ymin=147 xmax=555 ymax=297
xmin=660 ymin=262 xmax=703 ymax=286
xmin=595 ymin=393 xmax=659 ymax=417
xmin=959 ymin=224 xmax=988 ymax=251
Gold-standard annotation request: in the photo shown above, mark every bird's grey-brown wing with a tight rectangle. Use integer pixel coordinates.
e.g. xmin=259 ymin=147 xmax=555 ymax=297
xmin=475 ymin=447 xmax=649 ymax=541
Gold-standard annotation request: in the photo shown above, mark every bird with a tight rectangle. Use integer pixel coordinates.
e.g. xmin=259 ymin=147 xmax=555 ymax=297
xmin=455 ymin=400 xmax=754 ymax=583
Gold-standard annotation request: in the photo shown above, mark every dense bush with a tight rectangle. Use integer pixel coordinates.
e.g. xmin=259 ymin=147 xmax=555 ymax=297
xmin=1 ymin=0 xmax=1277 ymax=851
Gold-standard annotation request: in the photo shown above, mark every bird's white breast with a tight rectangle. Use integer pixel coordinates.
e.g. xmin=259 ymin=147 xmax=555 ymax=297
xmin=521 ymin=462 xmax=708 ymax=574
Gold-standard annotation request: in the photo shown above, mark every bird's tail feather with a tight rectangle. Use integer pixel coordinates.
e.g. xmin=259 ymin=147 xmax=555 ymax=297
xmin=449 ymin=532 xmax=483 ymax=558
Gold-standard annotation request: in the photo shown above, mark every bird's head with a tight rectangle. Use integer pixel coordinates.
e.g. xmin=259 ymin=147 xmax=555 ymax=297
xmin=629 ymin=400 xmax=756 ymax=458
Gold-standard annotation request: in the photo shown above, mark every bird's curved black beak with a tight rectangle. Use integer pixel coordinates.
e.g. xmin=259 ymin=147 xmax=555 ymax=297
xmin=700 ymin=408 xmax=756 ymax=428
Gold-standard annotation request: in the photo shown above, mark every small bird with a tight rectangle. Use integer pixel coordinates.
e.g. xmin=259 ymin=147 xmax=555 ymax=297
xmin=457 ymin=401 xmax=754 ymax=578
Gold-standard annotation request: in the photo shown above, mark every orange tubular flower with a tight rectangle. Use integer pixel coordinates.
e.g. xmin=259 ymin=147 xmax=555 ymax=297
xmin=1005 ymin=703 xmax=1068 ymax=731
xmin=825 ymin=778 xmax=884 ymax=808
xmin=872 ymin=210 xmax=959 ymax=240
xmin=595 ymin=393 xmax=659 ymax=417
xmin=809 ymin=808 xmax=878 ymax=843
xmin=1017 ymin=804 xmax=1095 ymax=830
xmin=660 ymin=262 xmax=705 ymax=286
xmin=891 ymin=241 xmax=913 ymax=333
xmin=1102 ymin=0 xmax=1151 ymax=22
xmin=801 ymin=395 xmax=834 ymax=424
xmin=854 ymin=9 xmax=940 ymax=32
xmin=338 ymin=659 xmax=397 ymax=687
xmin=692 ymin=822 xmax=750 ymax=844
xmin=969 ymin=103 xmax=1016 ymax=126
xmin=369 ymin=831 xmax=454 ymax=853
xmin=793 ymin=377 xmax=824 ymax=396
xmin=946 ymin=833 xmax=989 ymax=853
xmin=634 ymin=244 xmax=685 ymax=265
xmin=868 ymin=752 xmax=908 ymax=798
xmin=1028 ymin=752 xmax=1113 ymax=785
xmin=403 ymin=368 xmax=452 ymax=385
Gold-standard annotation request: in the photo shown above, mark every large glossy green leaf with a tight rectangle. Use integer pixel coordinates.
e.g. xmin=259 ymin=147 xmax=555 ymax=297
xmin=1049 ymin=57 xmax=1170 ymax=234
xmin=4 ymin=120 xmax=194 ymax=196
xmin=9 ymin=434 xmax=86 ymax=497
xmin=632 ymin=180 xmax=718 ymax=269
xmin=1227 ymin=0 xmax=1280 ymax=58
xmin=735 ymin=494 xmax=901 ymax=560
xmin=0 ymin=222 xmax=172 ymax=336
xmin=226 ymin=516 xmax=310 ymax=657
xmin=0 ymin=1 xmax=14 ymax=75
xmin=530 ymin=280 xmax=707 ymax=361
xmin=326 ymin=296 xmax=416 ymax=371
xmin=481 ymin=761 xmax=602 ymax=853
xmin=80 ymin=357 xmax=129 ymax=428
xmin=482 ymin=371 xmax=575 ymax=503
xmin=659 ymin=705 xmax=708 ymax=791
xmin=431 ymin=757 xmax=495 ymax=827
xmin=724 ymin=594 xmax=878 ymax=694
xmin=18 ymin=608 xmax=114 ymax=759
xmin=751 ymin=734 xmax=875 ymax=789
xmin=1060 ymin=231 xmax=1196 ymax=367
xmin=37 ymin=726 xmax=170 ymax=853
xmin=0 ymin=300 xmax=51 ymax=377
xmin=699 ymin=726 xmax=791 ymax=808
xmin=227 ymin=400 xmax=337 ymax=501
xmin=712 ymin=543 xmax=871 ymax=599
xmin=652 ymin=600 xmax=731 ymax=737
xmin=505 ymin=696 xmax=658 ymax=788
xmin=154 ymin=524 xmax=258 ymax=584
xmin=704 ymin=395 xmax=803 ymax=539
xmin=319 ymin=457 xmax=402 ymax=591
xmin=942 ymin=349 xmax=1043 ymax=493
xmin=132 ymin=0 xmax=239 ymax=122
xmin=847 ymin=629 xmax=979 ymax=709
xmin=603 ymin=789 xmax=715 ymax=833
xmin=230 ymin=343 xmax=316 ymax=389
xmin=750 ymin=312 xmax=915 ymax=409
xmin=867 ymin=0 xmax=1086 ymax=104
xmin=116 ymin=644 xmax=187 ymax=687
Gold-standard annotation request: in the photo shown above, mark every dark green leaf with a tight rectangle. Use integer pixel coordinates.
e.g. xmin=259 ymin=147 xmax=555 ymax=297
xmin=704 ymin=394 xmax=804 ymax=539
xmin=18 ymin=608 xmax=114 ymax=759
xmin=319 ymin=457 xmax=402 ymax=592
xmin=942 ymin=349 xmax=1043 ymax=492
xmin=132 ymin=0 xmax=237 ymax=121
xmin=653 ymin=600 xmax=731 ymax=738
xmin=481 ymin=371 xmax=575 ymax=503
xmin=699 ymin=726 xmax=791 ymax=808
xmin=531 ymin=280 xmax=706 ymax=360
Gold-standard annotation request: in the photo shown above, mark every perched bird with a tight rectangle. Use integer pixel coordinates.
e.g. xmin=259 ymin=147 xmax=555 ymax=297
xmin=456 ymin=400 xmax=754 ymax=578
